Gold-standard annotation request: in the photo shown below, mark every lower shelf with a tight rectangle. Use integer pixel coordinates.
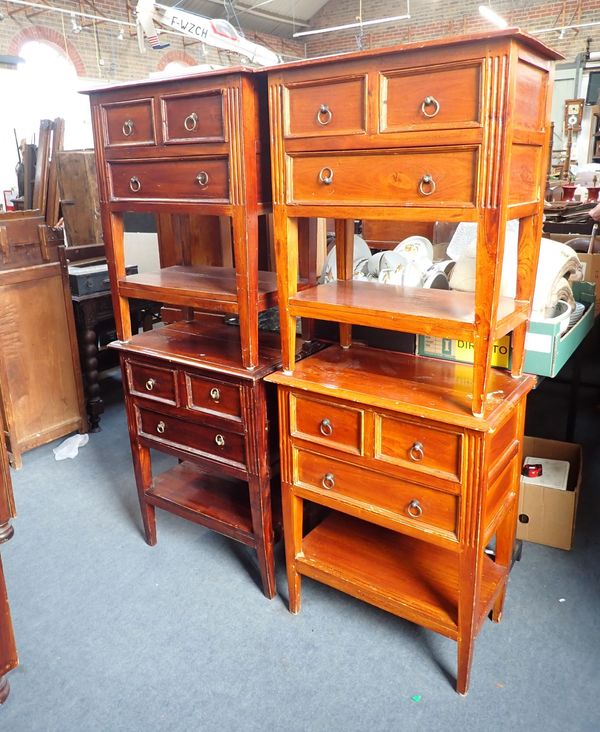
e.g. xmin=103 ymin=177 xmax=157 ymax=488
xmin=146 ymin=461 xmax=255 ymax=546
xmin=298 ymin=512 xmax=507 ymax=640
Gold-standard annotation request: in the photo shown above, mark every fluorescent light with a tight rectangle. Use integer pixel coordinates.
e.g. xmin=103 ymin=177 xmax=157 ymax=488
xmin=478 ymin=5 xmax=508 ymax=29
xmin=293 ymin=12 xmax=411 ymax=38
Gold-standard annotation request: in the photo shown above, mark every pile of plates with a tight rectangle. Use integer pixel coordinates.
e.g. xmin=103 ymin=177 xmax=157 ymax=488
xmin=320 ymin=235 xmax=450 ymax=289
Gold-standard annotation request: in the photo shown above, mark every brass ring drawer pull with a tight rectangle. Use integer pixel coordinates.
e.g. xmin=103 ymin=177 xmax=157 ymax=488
xmin=209 ymin=387 xmax=220 ymax=402
xmin=184 ymin=112 xmax=198 ymax=131
xmin=316 ymin=104 xmax=333 ymax=126
xmin=196 ymin=171 xmax=209 ymax=186
xmin=318 ymin=166 xmax=334 ymax=185
xmin=129 ymin=176 xmax=142 ymax=193
xmin=421 ymin=96 xmax=440 ymax=118
xmin=145 ymin=378 xmax=156 ymax=391
xmin=319 ymin=418 xmax=333 ymax=437
xmin=321 ymin=473 xmax=335 ymax=490
xmin=409 ymin=441 xmax=424 ymax=462
xmin=418 ymin=174 xmax=436 ymax=196
xmin=122 ymin=119 xmax=134 ymax=136
xmin=215 ymin=434 xmax=225 ymax=447
xmin=156 ymin=421 xmax=166 ymax=434
xmin=407 ymin=499 xmax=423 ymax=518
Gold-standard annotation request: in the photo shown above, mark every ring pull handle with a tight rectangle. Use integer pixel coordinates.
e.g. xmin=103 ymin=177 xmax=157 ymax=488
xmin=407 ymin=499 xmax=423 ymax=518
xmin=156 ymin=420 xmax=166 ymax=434
xmin=316 ymin=103 xmax=333 ymax=126
xmin=122 ymin=119 xmax=134 ymax=136
xmin=318 ymin=166 xmax=334 ymax=186
xmin=209 ymin=387 xmax=220 ymax=402
xmin=409 ymin=441 xmax=424 ymax=462
xmin=215 ymin=434 xmax=225 ymax=447
xmin=420 ymin=96 xmax=440 ymax=119
xmin=184 ymin=112 xmax=198 ymax=131
xmin=319 ymin=418 xmax=333 ymax=437
xmin=321 ymin=473 xmax=335 ymax=490
xmin=196 ymin=171 xmax=209 ymax=186
xmin=129 ymin=176 xmax=142 ymax=193
xmin=418 ymin=174 xmax=436 ymax=197
xmin=145 ymin=378 xmax=156 ymax=391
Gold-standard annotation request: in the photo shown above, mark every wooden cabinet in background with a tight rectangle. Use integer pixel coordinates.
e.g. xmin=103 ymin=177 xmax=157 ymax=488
xmin=0 ymin=211 xmax=87 ymax=468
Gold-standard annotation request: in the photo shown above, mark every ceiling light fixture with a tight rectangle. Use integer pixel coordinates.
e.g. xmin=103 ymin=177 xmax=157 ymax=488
xmin=293 ymin=0 xmax=410 ymax=38
xmin=478 ymin=4 xmax=508 ymax=29
xmin=293 ymin=12 xmax=410 ymax=38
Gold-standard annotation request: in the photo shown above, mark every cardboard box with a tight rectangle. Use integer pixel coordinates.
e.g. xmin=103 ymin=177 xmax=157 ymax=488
xmin=416 ymin=281 xmax=595 ymax=377
xmin=517 ymin=436 xmax=582 ymax=550
xmin=417 ymin=334 xmax=511 ymax=368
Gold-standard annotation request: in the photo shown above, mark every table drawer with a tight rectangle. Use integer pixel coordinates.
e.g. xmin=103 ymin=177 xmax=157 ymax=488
xmin=184 ymin=372 xmax=242 ymax=421
xmin=375 ymin=414 xmax=462 ymax=482
xmin=102 ymin=99 xmax=155 ymax=147
xmin=126 ymin=360 xmax=178 ymax=406
xmin=288 ymin=148 xmax=477 ymax=207
xmin=290 ymin=393 xmax=363 ymax=455
xmin=380 ymin=61 xmax=482 ymax=132
xmin=161 ymin=90 xmax=226 ymax=144
xmin=295 ymin=449 xmax=458 ymax=538
xmin=108 ymin=158 xmax=229 ymax=202
xmin=283 ymin=75 xmax=367 ymax=139
xmin=138 ymin=407 xmax=246 ymax=468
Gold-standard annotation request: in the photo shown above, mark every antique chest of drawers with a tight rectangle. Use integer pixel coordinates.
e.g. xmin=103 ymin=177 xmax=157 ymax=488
xmin=267 ymin=30 xmax=561 ymax=416
xmin=267 ymin=345 xmax=535 ymax=693
xmin=112 ymin=319 xmax=321 ymax=599
xmin=86 ymin=67 xmax=272 ymax=370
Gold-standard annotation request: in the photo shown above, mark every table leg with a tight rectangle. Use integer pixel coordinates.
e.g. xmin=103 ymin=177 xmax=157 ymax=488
xmin=82 ymin=327 xmax=104 ymax=432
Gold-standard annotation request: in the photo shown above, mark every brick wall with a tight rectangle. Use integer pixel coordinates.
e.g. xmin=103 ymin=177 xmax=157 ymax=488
xmin=304 ymin=0 xmax=600 ymax=62
xmin=0 ymin=1 xmax=302 ymax=81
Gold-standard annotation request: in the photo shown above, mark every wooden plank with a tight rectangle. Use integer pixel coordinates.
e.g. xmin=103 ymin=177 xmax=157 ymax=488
xmin=45 ymin=118 xmax=64 ymax=226
xmin=32 ymin=119 xmax=52 ymax=213
xmin=56 ymin=149 xmax=103 ymax=246
xmin=22 ymin=143 xmax=36 ymax=210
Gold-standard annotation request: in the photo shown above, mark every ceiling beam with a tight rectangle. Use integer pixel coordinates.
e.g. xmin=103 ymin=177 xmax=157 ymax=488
xmin=199 ymin=0 xmax=309 ymax=28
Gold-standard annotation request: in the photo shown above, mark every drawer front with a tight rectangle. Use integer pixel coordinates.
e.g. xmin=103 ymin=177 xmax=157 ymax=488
xmin=290 ymin=393 xmax=363 ymax=455
xmin=283 ymin=75 xmax=367 ymax=139
xmin=295 ymin=449 xmax=458 ymax=537
xmin=380 ymin=62 xmax=482 ymax=132
xmin=288 ymin=149 xmax=477 ymax=207
xmin=184 ymin=372 xmax=242 ymax=421
xmin=126 ymin=360 xmax=178 ymax=406
xmin=162 ymin=90 xmax=226 ymax=144
xmin=375 ymin=414 xmax=462 ymax=482
xmin=102 ymin=99 xmax=155 ymax=147
xmin=109 ymin=158 xmax=229 ymax=202
xmin=138 ymin=408 xmax=245 ymax=467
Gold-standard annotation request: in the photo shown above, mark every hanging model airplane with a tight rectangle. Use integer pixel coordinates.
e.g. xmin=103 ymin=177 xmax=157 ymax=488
xmin=135 ymin=0 xmax=280 ymax=66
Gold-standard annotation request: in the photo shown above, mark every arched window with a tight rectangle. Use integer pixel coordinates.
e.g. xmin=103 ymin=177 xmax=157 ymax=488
xmin=0 ymin=40 xmax=93 ymax=197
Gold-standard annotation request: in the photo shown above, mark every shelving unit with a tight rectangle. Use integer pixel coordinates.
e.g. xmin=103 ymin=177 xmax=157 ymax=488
xmin=87 ymin=68 xmax=318 ymax=598
xmin=265 ymin=30 xmax=561 ymax=693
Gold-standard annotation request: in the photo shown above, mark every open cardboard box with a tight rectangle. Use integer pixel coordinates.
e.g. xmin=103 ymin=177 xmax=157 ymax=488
xmin=416 ymin=282 xmax=595 ymax=377
xmin=517 ymin=436 xmax=582 ymax=550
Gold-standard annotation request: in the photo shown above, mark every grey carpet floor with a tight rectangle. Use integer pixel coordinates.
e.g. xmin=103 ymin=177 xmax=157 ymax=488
xmin=1 ymin=360 xmax=599 ymax=732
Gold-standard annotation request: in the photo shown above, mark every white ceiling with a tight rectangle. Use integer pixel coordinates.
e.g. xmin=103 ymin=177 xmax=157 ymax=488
xmin=165 ymin=0 xmax=330 ymax=38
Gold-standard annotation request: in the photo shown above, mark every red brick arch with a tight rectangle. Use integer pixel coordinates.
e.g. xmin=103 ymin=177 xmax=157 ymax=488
xmin=8 ymin=26 xmax=87 ymax=77
xmin=156 ymin=50 xmax=198 ymax=71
